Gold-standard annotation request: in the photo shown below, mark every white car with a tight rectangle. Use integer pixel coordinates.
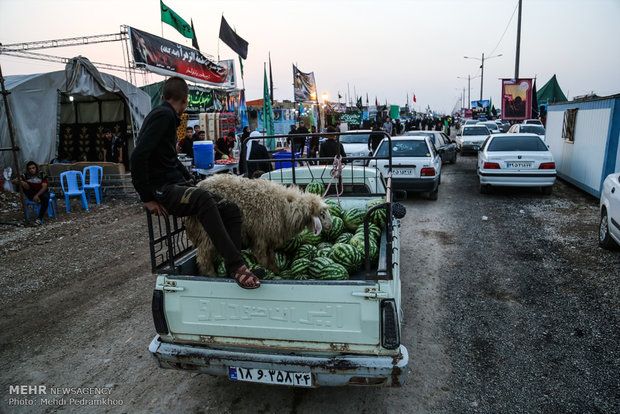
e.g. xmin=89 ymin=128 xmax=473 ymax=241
xmin=508 ymin=123 xmax=546 ymax=142
xmin=339 ymin=130 xmax=372 ymax=165
xmin=481 ymin=121 xmax=501 ymax=134
xmin=456 ymin=124 xmax=491 ymax=154
xmin=599 ymin=172 xmax=620 ymax=249
xmin=523 ymin=119 xmax=544 ymax=126
xmin=368 ymin=136 xmax=442 ymax=200
xmin=477 ymin=133 xmax=556 ymax=194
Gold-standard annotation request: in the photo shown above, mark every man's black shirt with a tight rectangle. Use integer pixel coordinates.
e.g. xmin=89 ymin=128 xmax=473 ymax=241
xmin=131 ymin=102 xmax=191 ymax=202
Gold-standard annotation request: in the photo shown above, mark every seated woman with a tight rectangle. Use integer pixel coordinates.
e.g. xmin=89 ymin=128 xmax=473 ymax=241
xmin=13 ymin=161 xmax=50 ymax=225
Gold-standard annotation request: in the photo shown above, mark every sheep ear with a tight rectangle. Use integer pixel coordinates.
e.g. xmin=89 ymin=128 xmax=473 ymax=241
xmin=312 ymin=216 xmax=323 ymax=235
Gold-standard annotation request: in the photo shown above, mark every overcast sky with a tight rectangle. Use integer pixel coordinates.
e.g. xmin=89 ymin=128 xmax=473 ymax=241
xmin=1 ymin=0 xmax=619 ymax=114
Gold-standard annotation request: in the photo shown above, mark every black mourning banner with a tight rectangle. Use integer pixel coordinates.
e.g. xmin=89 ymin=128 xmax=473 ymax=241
xmin=218 ymin=16 xmax=249 ymax=59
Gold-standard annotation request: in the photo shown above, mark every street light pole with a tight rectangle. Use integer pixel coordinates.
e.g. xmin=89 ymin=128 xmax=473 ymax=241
xmin=464 ymin=53 xmax=502 ymax=102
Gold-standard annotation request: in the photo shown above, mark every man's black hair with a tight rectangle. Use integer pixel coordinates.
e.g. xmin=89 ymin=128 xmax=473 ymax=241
xmin=162 ymin=76 xmax=189 ymax=101
xmin=26 ymin=161 xmax=38 ymax=172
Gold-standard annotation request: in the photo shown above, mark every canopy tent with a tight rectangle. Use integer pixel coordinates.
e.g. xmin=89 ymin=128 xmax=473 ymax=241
xmin=0 ymin=56 xmax=151 ymax=170
xmin=537 ymin=74 xmax=568 ymax=105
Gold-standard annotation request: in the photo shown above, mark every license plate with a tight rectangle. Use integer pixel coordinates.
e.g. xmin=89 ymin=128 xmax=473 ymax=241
xmin=506 ymin=162 xmax=533 ymax=168
xmin=393 ymin=168 xmax=414 ymax=175
xmin=229 ymin=366 xmax=312 ymax=387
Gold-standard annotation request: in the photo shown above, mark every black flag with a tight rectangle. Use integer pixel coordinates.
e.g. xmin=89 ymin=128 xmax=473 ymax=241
xmin=191 ymin=19 xmax=200 ymax=50
xmin=219 ymin=16 xmax=248 ymax=59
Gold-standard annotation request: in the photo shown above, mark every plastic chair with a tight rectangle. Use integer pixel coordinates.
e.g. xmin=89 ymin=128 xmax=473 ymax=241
xmin=60 ymin=171 xmax=89 ymax=213
xmin=83 ymin=166 xmax=103 ymax=204
xmin=25 ymin=193 xmax=58 ymax=222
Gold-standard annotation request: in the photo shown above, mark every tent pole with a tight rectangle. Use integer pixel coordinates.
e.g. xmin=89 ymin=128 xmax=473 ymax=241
xmin=0 ymin=64 xmax=29 ymax=223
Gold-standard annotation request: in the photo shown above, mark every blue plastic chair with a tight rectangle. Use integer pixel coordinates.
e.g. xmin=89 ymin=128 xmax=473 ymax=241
xmin=25 ymin=192 xmax=58 ymax=222
xmin=83 ymin=166 xmax=103 ymax=204
xmin=60 ymin=171 xmax=89 ymax=213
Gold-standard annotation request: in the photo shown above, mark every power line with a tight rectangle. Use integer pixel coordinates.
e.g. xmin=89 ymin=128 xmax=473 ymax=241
xmin=489 ymin=0 xmax=519 ymax=57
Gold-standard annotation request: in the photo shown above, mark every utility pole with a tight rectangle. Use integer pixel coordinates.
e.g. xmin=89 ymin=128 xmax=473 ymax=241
xmin=515 ymin=0 xmax=523 ymax=79
xmin=480 ymin=53 xmax=485 ymax=101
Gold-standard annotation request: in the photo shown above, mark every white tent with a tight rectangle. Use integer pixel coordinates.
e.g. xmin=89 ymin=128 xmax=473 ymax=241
xmin=0 ymin=56 xmax=151 ymax=169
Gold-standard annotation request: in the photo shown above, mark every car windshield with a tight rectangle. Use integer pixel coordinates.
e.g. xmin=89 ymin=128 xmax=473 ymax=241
xmin=520 ymin=125 xmax=546 ymax=135
xmin=463 ymin=126 xmax=490 ymax=136
xmin=483 ymin=122 xmax=498 ymax=130
xmin=487 ymin=136 xmax=548 ymax=151
xmin=376 ymin=140 xmax=430 ymax=157
xmin=340 ymin=134 xmax=370 ymax=144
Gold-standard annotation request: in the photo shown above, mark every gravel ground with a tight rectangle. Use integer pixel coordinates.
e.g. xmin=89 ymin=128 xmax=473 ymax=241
xmin=0 ymin=155 xmax=618 ymax=413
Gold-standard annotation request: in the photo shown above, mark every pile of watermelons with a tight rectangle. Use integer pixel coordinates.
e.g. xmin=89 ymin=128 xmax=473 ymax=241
xmin=213 ymin=183 xmax=387 ymax=281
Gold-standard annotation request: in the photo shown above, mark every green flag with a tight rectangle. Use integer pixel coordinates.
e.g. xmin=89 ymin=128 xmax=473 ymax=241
xmin=263 ymin=64 xmax=275 ymax=148
xmin=238 ymin=55 xmax=244 ymax=79
xmin=160 ymin=1 xmax=194 ymax=39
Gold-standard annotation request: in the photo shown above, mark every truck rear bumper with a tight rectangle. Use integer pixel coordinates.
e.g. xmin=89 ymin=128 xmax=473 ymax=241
xmin=149 ymin=336 xmax=409 ymax=387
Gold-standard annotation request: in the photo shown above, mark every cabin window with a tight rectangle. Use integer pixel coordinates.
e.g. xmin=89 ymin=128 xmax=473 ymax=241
xmin=562 ymin=108 xmax=578 ymax=142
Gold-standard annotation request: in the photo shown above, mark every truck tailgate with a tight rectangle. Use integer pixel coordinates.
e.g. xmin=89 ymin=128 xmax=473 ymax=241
xmin=158 ymin=276 xmax=383 ymax=351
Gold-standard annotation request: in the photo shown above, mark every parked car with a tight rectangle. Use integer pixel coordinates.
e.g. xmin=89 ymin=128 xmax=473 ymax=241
xmin=599 ymin=172 xmax=620 ymax=249
xmin=339 ymin=130 xmax=372 ymax=165
xmin=368 ymin=136 xmax=442 ymax=200
xmin=456 ymin=124 xmax=491 ymax=154
xmin=507 ymin=123 xmax=546 ymax=142
xmin=523 ymin=119 xmax=544 ymax=126
xmin=477 ymin=133 xmax=556 ymax=194
xmin=481 ymin=121 xmax=501 ymax=134
xmin=404 ymin=131 xmax=457 ymax=163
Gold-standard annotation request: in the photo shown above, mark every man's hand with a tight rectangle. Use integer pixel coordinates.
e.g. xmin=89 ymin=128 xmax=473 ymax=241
xmin=33 ymin=195 xmax=40 ymax=203
xmin=143 ymin=201 xmax=168 ymax=216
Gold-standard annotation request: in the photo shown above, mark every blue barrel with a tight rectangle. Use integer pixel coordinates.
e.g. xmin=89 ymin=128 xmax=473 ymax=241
xmin=273 ymin=151 xmax=301 ymax=169
xmin=193 ymin=141 xmax=214 ymax=169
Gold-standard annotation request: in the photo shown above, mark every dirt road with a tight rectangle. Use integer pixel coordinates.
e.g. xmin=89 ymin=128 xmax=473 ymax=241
xmin=0 ymin=155 xmax=618 ymax=413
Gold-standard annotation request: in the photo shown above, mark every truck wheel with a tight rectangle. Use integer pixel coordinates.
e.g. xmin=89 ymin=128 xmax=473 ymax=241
xmin=599 ymin=209 xmax=617 ymax=249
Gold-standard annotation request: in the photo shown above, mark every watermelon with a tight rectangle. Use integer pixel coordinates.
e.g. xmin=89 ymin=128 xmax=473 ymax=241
xmin=294 ymin=272 xmax=310 ymax=280
xmin=309 ymin=257 xmax=335 ymax=279
xmin=355 ymin=223 xmax=382 ymax=242
xmin=305 ymin=181 xmax=325 ymax=195
xmin=325 ymin=199 xmax=344 ymax=218
xmin=294 ymin=244 xmax=318 ymax=261
xmin=319 ymin=263 xmax=349 ymax=280
xmin=275 ymin=251 xmax=289 ymax=271
xmin=330 ymin=243 xmax=362 ymax=273
xmin=323 ymin=216 xmax=344 ymax=241
xmin=343 ymin=208 xmax=365 ymax=232
xmin=290 ymin=258 xmax=311 ymax=277
xmin=335 ymin=232 xmax=354 ymax=244
xmin=241 ymin=249 xmax=259 ymax=270
xmin=350 ymin=235 xmax=379 ymax=262
xmin=317 ymin=242 xmax=333 ymax=250
xmin=316 ymin=247 xmax=333 ymax=258
xmin=366 ymin=198 xmax=385 ymax=210
xmin=278 ymin=269 xmax=295 ymax=280
xmin=278 ymin=234 xmax=303 ymax=253
xmin=213 ymin=256 xmax=228 ymax=277
xmin=370 ymin=208 xmax=387 ymax=230
xmin=300 ymin=228 xmax=323 ymax=245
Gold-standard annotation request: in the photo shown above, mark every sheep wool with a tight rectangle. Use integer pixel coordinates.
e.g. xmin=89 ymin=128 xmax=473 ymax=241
xmin=185 ymin=174 xmax=333 ymax=275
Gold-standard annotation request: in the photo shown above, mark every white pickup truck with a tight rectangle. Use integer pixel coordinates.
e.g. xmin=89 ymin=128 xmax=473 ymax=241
xmin=146 ymin=134 xmax=408 ymax=387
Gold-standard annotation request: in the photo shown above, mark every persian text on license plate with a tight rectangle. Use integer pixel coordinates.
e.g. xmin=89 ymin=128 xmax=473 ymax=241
xmin=229 ymin=366 xmax=312 ymax=387
xmin=393 ymin=169 xmax=414 ymax=175
xmin=506 ymin=162 xmax=533 ymax=168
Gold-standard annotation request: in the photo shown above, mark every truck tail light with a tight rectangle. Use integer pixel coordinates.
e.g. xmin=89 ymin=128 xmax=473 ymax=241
xmin=420 ymin=167 xmax=436 ymax=176
xmin=152 ymin=290 xmax=169 ymax=335
xmin=483 ymin=162 xmax=501 ymax=169
xmin=381 ymin=299 xmax=400 ymax=349
xmin=539 ymin=162 xmax=555 ymax=169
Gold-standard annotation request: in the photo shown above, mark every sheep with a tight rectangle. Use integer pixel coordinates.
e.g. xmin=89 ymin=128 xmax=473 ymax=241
xmin=184 ymin=174 xmax=333 ymax=275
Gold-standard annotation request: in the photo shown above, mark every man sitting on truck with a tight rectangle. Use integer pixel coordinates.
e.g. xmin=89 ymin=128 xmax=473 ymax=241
xmin=130 ymin=76 xmax=263 ymax=289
